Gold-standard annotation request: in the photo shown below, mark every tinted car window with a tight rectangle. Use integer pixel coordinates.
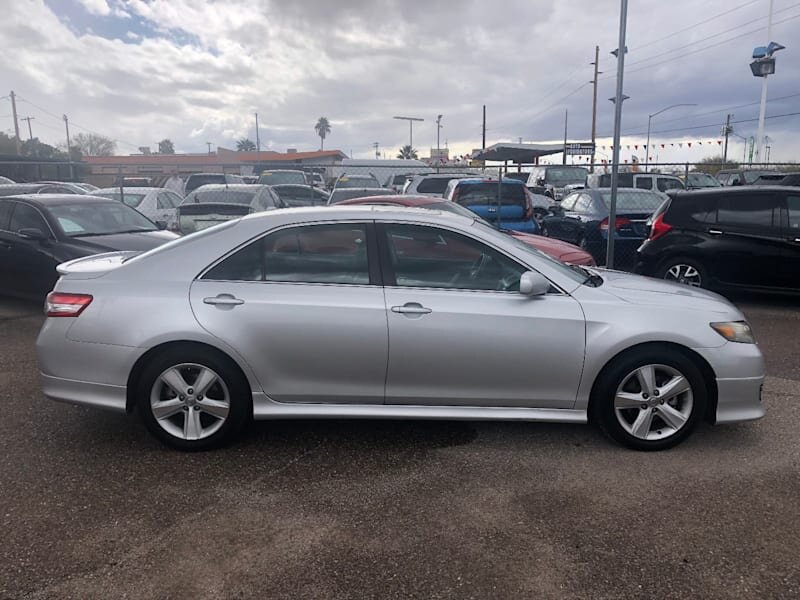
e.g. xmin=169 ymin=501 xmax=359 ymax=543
xmin=50 ymin=201 xmax=156 ymax=236
xmin=717 ymin=194 xmax=781 ymax=230
xmin=189 ymin=190 xmax=257 ymax=205
xmin=9 ymin=203 xmax=49 ymax=233
xmin=455 ymin=182 xmax=526 ymax=208
xmin=635 ymin=177 xmax=653 ymax=190
xmin=417 ymin=178 xmax=453 ymax=194
xmin=257 ymin=171 xmax=307 ymax=186
xmin=599 ymin=190 xmax=664 ymax=212
xmin=665 ymin=195 xmax=717 ymax=226
xmin=0 ymin=199 xmax=12 ymax=229
xmin=572 ymin=194 xmax=594 ymax=213
xmin=205 ymin=224 xmax=369 ymax=285
xmin=384 ymin=224 xmax=526 ymax=292
xmin=657 ymin=177 xmax=684 ymax=192
xmin=785 ymin=195 xmax=800 ymax=232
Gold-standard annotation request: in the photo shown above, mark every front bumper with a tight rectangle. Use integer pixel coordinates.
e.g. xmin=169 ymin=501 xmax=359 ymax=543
xmin=694 ymin=341 xmax=765 ymax=424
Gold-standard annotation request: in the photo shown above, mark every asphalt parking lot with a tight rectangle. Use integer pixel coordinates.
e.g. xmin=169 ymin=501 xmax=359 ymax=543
xmin=1 ymin=294 xmax=798 ymax=599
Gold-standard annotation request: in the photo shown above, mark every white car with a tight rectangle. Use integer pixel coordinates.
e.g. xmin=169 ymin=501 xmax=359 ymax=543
xmin=402 ymin=173 xmax=475 ymax=196
xmin=92 ymin=187 xmax=182 ymax=230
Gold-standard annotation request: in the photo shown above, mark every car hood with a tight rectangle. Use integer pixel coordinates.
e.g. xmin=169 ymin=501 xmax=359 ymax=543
xmin=68 ymin=230 xmax=178 ymax=253
xmin=594 ymin=269 xmax=740 ymax=315
xmin=509 ymin=231 xmax=595 ymax=265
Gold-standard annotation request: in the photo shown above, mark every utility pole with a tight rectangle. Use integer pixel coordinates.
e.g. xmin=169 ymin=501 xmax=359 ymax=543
xmin=64 ymin=114 xmax=74 ymax=180
xmin=755 ymin=0 xmax=774 ymax=163
xmin=254 ymin=112 xmax=260 ymax=152
xmin=590 ymin=45 xmax=601 ymax=172
xmin=21 ymin=116 xmax=35 ymax=140
xmin=373 ymin=142 xmax=379 ymax=159
xmin=607 ymin=0 xmax=629 ymax=270
xmin=722 ymin=113 xmax=732 ymax=164
xmin=482 ymin=105 xmax=486 ymax=151
xmin=562 ymin=109 xmax=568 ymax=165
xmin=10 ymin=91 xmax=22 ymax=155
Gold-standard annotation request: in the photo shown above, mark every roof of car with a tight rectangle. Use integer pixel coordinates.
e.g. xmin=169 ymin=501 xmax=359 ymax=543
xmin=669 ymin=185 xmax=798 ymax=197
xmin=3 ymin=193 xmax=117 ymax=206
xmin=93 ymin=187 xmax=163 ymax=193
xmin=338 ymin=195 xmax=440 ymax=207
xmin=410 ymin=173 xmax=472 ymax=180
xmin=456 ymin=178 xmax=526 ymax=185
xmin=188 ymin=184 xmax=267 ymax=192
xmin=259 ymin=169 xmax=305 ymax=173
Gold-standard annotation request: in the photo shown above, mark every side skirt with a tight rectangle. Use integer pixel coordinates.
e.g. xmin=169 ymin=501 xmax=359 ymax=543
xmin=252 ymin=393 xmax=587 ymax=423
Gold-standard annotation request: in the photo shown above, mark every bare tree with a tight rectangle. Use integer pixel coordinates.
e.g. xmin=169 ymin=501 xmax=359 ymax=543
xmin=73 ymin=132 xmax=116 ymax=156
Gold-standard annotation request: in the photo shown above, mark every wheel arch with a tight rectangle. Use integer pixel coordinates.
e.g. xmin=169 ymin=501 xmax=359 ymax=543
xmin=587 ymin=341 xmax=718 ymax=424
xmin=125 ymin=340 xmax=253 ymax=413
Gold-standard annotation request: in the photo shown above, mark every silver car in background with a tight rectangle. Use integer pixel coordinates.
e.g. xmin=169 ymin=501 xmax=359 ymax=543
xmin=92 ymin=187 xmax=183 ymax=230
xmin=37 ymin=207 xmax=764 ymax=451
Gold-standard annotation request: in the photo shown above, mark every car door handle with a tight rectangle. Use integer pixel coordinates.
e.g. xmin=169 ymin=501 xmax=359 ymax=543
xmin=203 ymin=295 xmax=244 ymax=306
xmin=391 ymin=303 xmax=432 ymax=315
xmin=794 ymin=238 xmax=800 ymax=244
xmin=708 ymin=229 xmax=723 ymax=236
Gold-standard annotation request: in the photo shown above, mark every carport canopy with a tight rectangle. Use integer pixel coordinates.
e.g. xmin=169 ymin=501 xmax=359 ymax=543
xmin=472 ymin=142 xmax=564 ymax=163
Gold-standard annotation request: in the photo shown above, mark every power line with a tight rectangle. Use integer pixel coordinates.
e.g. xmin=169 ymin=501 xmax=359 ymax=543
xmin=633 ymin=0 xmax=759 ymax=51
xmin=600 ymin=110 xmax=800 ymax=138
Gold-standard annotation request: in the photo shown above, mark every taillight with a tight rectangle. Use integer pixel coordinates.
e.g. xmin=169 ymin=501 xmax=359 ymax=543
xmin=649 ymin=212 xmax=673 ymax=241
xmin=599 ymin=217 xmax=631 ymax=230
xmin=523 ymin=190 xmax=533 ymax=220
xmin=451 ymin=187 xmax=460 ymax=203
xmin=45 ymin=292 xmax=93 ymax=317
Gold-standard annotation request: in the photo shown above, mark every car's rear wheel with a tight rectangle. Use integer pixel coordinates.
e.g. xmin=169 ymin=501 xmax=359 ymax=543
xmin=592 ymin=347 xmax=706 ymax=451
xmin=136 ymin=347 xmax=250 ymax=451
xmin=656 ymin=256 xmax=707 ymax=288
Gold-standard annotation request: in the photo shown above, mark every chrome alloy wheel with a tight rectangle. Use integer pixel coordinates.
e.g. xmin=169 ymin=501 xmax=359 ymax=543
xmin=613 ymin=364 xmax=694 ymax=441
xmin=664 ymin=264 xmax=702 ymax=287
xmin=150 ymin=363 xmax=230 ymax=441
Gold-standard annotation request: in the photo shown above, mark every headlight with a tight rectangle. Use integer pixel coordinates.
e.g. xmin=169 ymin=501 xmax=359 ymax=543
xmin=710 ymin=321 xmax=756 ymax=344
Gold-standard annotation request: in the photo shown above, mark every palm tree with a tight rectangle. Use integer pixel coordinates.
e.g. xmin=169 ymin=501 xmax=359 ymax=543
xmin=314 ymin=117 xmax=331 ymax=150
xmin=237 ymin=138 xmax=256 ymax=152
xmin=397 ymin=145 xmax=418 ymax=160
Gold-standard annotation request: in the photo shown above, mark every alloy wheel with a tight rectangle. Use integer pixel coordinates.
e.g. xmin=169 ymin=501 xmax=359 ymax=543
xmin=664 ymin=264 xmax=702 ymax=287
xmin=613 ymin=364 xmax=694 ymax=441
xmin=150 ymin=363 xmax=230 ymax=441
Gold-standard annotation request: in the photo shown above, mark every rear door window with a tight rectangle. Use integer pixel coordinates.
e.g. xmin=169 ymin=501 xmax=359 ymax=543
xmin=635 ymin=177 xmax=653 ymax=190
xmin=786 ymin=195 xmax=800 ymax=232
xmin=456 ymin=183 xmax=526 ymax=208
xmin=717 ymin=194 xmax=781 ymax=233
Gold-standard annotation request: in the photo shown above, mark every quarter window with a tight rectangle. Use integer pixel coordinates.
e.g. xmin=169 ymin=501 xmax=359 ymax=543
xmin=787 ymin=196 xmax=800 ymax=231
xmin=383 ymin=224 xmax=526 ymax=292
xmin=204 ymin=223 xmax=370 ymax=285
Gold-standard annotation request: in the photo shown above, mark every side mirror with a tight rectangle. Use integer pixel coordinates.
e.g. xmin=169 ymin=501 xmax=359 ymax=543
xmin=519 ymin=271 xmax=550 ymax=296
xmin=155 ymin=220 xmax=167 ymax=230
xmin=536 ymin=177 xmax=545 ymax=186
xmin=17 ymin=227 xmax=47 ymax=241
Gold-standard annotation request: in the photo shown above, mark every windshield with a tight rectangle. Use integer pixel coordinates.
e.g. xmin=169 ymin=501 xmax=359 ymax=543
xmin=50 ymin=201 xmax=156 ymax=236
xmin=688 ymin=173 xmax=721 ymax=187
xmin=95 ymin=192 xmax=147 ymax=207
xmin=545 ymin=167 xmax=587 ymax=185
xmin=471 ymin=219 xmax=586 ymax=285
xmin=599 ymin=190 xmax=664 ymax=212
xmin=258 ymin=171 xmax=306 ymax=185
xmin=336 ymin=176 xmax=381 ymax=188
xmin=456 ymin=182 xmax=527 ymax=207
xmin=187 ymin=190 xmax=257 ymax=205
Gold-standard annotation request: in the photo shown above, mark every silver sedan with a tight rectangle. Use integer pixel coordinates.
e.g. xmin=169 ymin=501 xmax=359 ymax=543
xmin=36 ymin=207 xmax=764 ymax=451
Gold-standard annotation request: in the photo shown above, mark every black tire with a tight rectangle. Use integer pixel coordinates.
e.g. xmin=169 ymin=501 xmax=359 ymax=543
xmin=591 ymin=346 xmax=707 ymax=451
xmin=541 ymin=225 xmax=550 ymax=237
xmin=135 ymin=346 xmax=251 ymax=451
xmin=655 ymin=256 xmax=708 ymax=288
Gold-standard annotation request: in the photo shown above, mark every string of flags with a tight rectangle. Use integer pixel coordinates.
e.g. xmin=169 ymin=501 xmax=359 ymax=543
xmin=599 ymin=140 xmax=724 ymax=151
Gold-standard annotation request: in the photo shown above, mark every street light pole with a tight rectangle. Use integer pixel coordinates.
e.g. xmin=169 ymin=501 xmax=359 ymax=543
xmin=645 ymin=103 xmax=696 ymax=171
xmin=393 ymin=116 xmax=424 ymax=151
xmin=755 ymin=0 xmax=774 ymax=163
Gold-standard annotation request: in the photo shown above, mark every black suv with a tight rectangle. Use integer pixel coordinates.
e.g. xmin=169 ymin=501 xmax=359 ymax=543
xmin=636 ymin=186 xmax=800 ymax=293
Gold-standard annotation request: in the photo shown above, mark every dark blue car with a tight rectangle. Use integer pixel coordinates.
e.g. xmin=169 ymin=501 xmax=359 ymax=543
xmin=541 ymin=188 xmax=665 ymax=267
xmin=444 ymin=178 xmax=539 ymax=233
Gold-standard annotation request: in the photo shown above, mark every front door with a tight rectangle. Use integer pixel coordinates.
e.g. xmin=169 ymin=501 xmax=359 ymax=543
xmin=3 ymin=201 xmax=60 ymax=297
xmin=378 ymin=223 xmax=586 ymax=409
xmin=782 ymin=193 xmax=800 ymax=291
xmin=190 ymin=222 xmax=388 ymax=404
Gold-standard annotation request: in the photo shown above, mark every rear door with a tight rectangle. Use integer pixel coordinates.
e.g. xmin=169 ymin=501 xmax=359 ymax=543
xmin=781 ymin=193 xmax=800 ymax=290
xmin=710 ymin=191 xmax=784 ymax=288
xmin=190 ymin=221 xmax=388 ymax=404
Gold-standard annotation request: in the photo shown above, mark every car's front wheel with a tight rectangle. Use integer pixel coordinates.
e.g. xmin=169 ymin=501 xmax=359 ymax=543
xmin=592 ymin=347 xmax=707 ymax=451
xmin=135 ymin=347 xmax=251 ymax=451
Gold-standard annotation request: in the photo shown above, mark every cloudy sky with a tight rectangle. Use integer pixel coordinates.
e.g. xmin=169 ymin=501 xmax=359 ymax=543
xmin=2 ymin=0 xmax=799 ymax=164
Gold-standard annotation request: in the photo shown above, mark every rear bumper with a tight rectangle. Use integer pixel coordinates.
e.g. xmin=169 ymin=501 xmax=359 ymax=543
xmin=40 ymin=373 xmax=127 ymax=413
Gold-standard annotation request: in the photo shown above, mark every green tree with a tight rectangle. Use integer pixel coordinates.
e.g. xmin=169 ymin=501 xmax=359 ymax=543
xmin=158 ymin=138 xmax=175 ymax=154
xmin=236 ymin=138 xmax=256 ymax=152
xmin=397 ymin=144 xmax=418 ymax=160
xmin=693 ymin=155 xmax=739 ymax=175
xmin=314 ymin=117 xmax=331 ymax=151
xmin=0 ymin=132 xmax=20 ymax=155
xmin=73 ymin=132 xmax=116 ymax=156
xmin=21 ymin=138 xmax=65 ymax=159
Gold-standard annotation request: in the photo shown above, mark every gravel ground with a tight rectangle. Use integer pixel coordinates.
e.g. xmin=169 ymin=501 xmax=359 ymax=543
xmin=0 ymin=294 xmax=798 ymax=599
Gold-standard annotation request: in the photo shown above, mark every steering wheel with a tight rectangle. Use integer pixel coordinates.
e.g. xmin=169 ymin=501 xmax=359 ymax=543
xmin=469 ymin=253 xmax=489 ymax=280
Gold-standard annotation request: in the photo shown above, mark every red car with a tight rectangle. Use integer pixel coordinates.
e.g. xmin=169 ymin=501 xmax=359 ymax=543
xmin=338 ymin=195 xmax=596 ymax=266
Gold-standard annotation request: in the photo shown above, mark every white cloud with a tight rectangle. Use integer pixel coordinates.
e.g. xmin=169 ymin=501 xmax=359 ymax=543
xmin=1 ymin=0 xmax=798 ymax=161
xmin=76 ymin=0 xmax=111 ymax=16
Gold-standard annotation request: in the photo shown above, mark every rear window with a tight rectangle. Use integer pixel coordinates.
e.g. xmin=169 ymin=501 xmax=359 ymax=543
xmin=417 ymin=178 xmax=454 ymax=194
xmin=599 ymin=190 xmax=664 ymax=212
xmin=188 ymin=190 xmax=257 ymax=205
xmin=455 ymin=182 xmax=526 ymax=207
xmin=257 ymin=171 xmax=306 ymax=185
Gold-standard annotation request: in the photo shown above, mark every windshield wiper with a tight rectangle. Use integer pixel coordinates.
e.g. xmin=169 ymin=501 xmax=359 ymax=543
xmin=570 ymin=264 xmax=603 ymax=287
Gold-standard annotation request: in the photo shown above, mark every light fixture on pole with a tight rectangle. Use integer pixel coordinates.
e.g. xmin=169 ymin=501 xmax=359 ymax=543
xmin=645 ymin=103 xmax=696 ymax=170
xmin=750 ymin=0 xmax=785 ymax=164
xmin=393 ymin=115 xmax=424 ymax=150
